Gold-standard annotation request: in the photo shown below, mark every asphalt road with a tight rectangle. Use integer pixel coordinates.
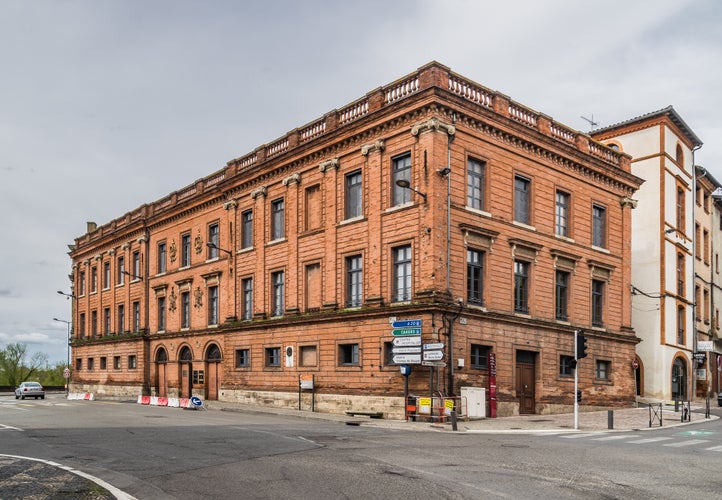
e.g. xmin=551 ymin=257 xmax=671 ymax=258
xmin=1 ymin=394 xmax=721 ymax=499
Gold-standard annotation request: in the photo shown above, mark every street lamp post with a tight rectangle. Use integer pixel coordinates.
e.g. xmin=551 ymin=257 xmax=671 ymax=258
xmin=53 ymin=317 xmax=71 ymax=394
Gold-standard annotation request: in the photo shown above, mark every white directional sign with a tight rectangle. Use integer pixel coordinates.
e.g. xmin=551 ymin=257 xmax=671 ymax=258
xmin=422 ymin=361 xmax=447 ymax=367
xmin=393 ymin=336 xmax=422 ymax=347
xmin=392 ymin=346 xmax=422 ymax=354
xmin=423 ymin=350 xmax=444 ymax=361
xmin=393 ymin=354 xmax=422 ymax=364
xmin=423 ymin=342 xmax=445 ymax=351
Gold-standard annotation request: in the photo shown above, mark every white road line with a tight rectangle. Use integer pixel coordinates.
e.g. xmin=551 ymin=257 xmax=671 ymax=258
xmin=704 ymin=445 xmax=722 ymax=452
xmin=559 ymin=433 xmax=601 ymax=439
xmin=0 ymin=424 xmax=23 ymax=431
xmin=663 ymin=439 xmax=710 ymax=448
xmin=627 ymin=437 xmax=674 ymax=444
xmin=592 ymin=434 xmax=641 ymax=441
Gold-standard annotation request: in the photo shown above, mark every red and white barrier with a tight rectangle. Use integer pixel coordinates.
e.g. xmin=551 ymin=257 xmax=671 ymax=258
xmin=136 ymin=395 xmax=191 ymax=408
xmin=67 ymin=392 xmax=94 ymax=401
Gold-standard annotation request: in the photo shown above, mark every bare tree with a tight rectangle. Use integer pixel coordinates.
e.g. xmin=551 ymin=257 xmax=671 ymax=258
xmin=0 ymin=343 xmax=48 ymax=387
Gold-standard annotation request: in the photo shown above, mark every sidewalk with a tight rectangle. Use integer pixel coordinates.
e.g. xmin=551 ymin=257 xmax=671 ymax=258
xmin=210 ymin=400 xmax=721 ymax=434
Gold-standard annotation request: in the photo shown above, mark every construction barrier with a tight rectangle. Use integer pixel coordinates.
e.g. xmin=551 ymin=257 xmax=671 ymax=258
xmin=67 ymin=393 xmax=95 ymax=401
xmin=405 ymin=395 xmax=467 ymax=423
xmin=136 ymin=395 xmax=192 ymax=409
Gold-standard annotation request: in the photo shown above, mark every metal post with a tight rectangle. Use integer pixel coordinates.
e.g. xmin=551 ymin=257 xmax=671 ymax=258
xmin=608 ymin=410 xmax=614 ymax=429
xmin=574 ymin=330 xmax=579 ymax=430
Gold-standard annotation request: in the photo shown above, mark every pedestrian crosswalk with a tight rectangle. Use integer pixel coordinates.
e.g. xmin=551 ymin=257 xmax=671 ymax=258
xmin=545 ymin=430 xmax=722 ymax=453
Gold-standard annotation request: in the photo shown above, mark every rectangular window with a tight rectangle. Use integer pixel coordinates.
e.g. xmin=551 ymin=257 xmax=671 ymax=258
xmin=591 ymin=280 xmax=605 ymax=327
xmin=555 ymin=191 xmax=569 ymax=237
xmin=704 ymin=288 xmax=710 ymax=323
xmin=677 ymin=187 xmax=685 ymax=230
xmin=339 ymin=343 xmax=359 ymax=366
xmin=383 ymin=341 xmax=395 ymax=366
xmin=392 ymin=153 xmax=411 ymax=206
xmin=695 ymin=285 xmax=701 ymax=320
xmin=91 ymin=266 xmax=97 ymax=292
xmin=100 ymin=357 xmax=107 ymax=370
xmin=346 ymin=255 xmax=363 ymax=308
xmin=88 ymin=358 xmax=94 ymax=371
xmin=79 ymin=271 xmax=86 ymax=296
xmin=346 ymin=170 xmax=363 ymax=219
xmin=157 ymin=241 xmax=167 ymax=274
xmin=555 ymin=270 xmax=569 ymax=321
xmin=560 ymin=355 xmax=574 ymax=377
xmin=128 ymin=355 xmax=137 ymax=370
xmin=393 ymin=245 xmax=412 ymax=302
xmin=181 ymin=291 xmax=190 ymax=329
xmin=208 ymin=285 xmax=219 ymax=325
xmin=113 ymin=356 xmax=121 ymax=369
xmin=242 ymin=278 xmax=253 ymax=320
xmin=241 ymin=210 xmax=253 ymax=249
xmin=181 ymin=232 xmax=191 ymax=267
xmin=157 ymin=296 xmax=166 ymax=332
xmin=470 ymin=345 xmax=490 ymax=369
xmin=76 ymin=358 xmax=82 ymax=371
xmin=595 ymin=360 xmax=610 ymax=380
xmin=91 ymin=310 xmax=98 ymax=337
xmin=592 ymin=204 xmax=606 ymax=248
xmin=103 ymin=307 xmax=111 ymax=335
xmin=467 ymin=249 xmax=484 ymax=305
xmin=696 ymin=223 xmax=701 ymax=258
xmin=514 ymin=175 xmax=531 ymax=224
xmin=271 ymin=198 xmax=285 ymax=240
xmin=235 ymin=349 xmax=250 ymax=368
xmin=132 ymin=251 xmax=140 ymax=279
xmin=300 ymin=345 xmax=318 ymax=367
xmin=208 ymin=222 xmax=220 ymax=259
xmin=704 ymin=229 xmax=710 ymax=264
xmin=678 ymin=253 xmax=686 ymax=296
xmin=117 ymin=304 xmax=125 ymax=333
xmin=467 ymin=157 xmax=485 ymax=210
xmin=133 ymin=301 xmax=140 ymax=332
xmin=103 ymin=261 xmax=110 ymax=289
xmin=305 ymin=263 xmax=322 ymax=312
xmin=271 ymin=271 xmax=284 ymax=316
xmin=304 ymin=185 xmax=321 ymax=231
xmin=79 ymin=313 xmax=86 ymax=339
xmin=514 ymin=260 xmax=530 ymax=313
xmin=117 ymin=257 xmax=125 ymax=285
xmin=677 ymin=306 xmax=685 ymax=344
xmin=265 ymin=347 xmax=281 ymax=367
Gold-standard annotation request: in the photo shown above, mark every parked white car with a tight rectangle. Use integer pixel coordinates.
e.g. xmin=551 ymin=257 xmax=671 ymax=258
xmin=15 ymin=381 xmax=45 ymax=400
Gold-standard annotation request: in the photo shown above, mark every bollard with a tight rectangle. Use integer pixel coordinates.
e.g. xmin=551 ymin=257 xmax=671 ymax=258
xmin=608 ymin=410 xmax=614 ymax=430
xmin=450 ymin=410 xmax=458 ymax=432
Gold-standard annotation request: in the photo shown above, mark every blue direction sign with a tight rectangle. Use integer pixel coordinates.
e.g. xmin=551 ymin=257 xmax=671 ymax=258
xmin=392 ymin=320 xmax=422 ymax=328
xmin=392 ymin=328 xmax=422 ymax=336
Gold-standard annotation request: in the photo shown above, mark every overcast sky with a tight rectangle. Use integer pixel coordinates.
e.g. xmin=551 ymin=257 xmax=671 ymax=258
xmin=1 ymin=0 xmax=720 ymax=365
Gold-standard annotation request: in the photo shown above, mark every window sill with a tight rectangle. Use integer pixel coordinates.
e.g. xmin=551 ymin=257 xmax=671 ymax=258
xmin=512 ymin=221 xmax=536 ymax=231
xmin=554 ymin=234 xmax=575 ymax=243
xmin=339 ymin=216 xmax=365 ymax=226
xmin=465 ymin=206 xmax=491 ymax=218
xmin=266 ymin=238 xmax=286 ymax=247
xmin=239 ymin=247 xmax=254 ymax=254
xmin=591 ymin=245 xmax=610 ymax=254
xmin=385 ymin=202 xmax=414 ymax=214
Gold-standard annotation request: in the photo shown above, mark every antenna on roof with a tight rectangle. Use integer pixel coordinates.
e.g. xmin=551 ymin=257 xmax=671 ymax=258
xmin=581 ymin=114 xmax=598 ymax=129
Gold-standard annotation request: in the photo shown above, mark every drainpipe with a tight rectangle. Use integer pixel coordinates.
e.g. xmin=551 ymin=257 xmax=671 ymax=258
xmin=691 ymin=148 xmax=703 ymax=401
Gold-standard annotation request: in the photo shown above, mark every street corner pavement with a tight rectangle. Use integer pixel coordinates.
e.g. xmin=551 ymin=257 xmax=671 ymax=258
xmin=0 ymin=455 xmax=117 ymax=500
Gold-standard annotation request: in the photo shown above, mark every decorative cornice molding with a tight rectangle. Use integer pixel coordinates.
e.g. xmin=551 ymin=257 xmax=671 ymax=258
xmin=361 ymin=139 xmax=385 ymax=156
xmin=318 ymin=158 xmax=340 ymax=172
xmin=282 ymin=172 xmax=301 ymax=186
xmin=250 ymin=186 xmax=268 ymax=199
xmin=411 ymin=117 xmax=455 ymax=137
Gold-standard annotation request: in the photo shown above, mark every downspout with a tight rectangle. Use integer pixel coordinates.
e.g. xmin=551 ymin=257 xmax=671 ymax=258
xmin=691 ymin=148 xmax=703 ymax=401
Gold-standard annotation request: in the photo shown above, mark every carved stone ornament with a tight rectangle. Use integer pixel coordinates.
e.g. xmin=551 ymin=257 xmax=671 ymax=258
xmin=620 ymin=197 xmax=638 ymax=209
xmin=282 ymin=172 xmax=301 ymax=186
xmin=223 ymin=199 xmax=238 ymax=210
xmin=168 ymin=288 xmax=177 ymax=312
xmin=361 ymin=139 xmax=385 ymax=156
xmin=318 ymin=158 xmax=340 ymax=172
xmin=194 ymin=230 xmax=203 ymax=254
xmin=411 ymin=117 xmax=456 ymax=137
xmin=194 ymin=286 xmax=203 ymax=309
xmin=250 ymin=186 xmax=268 ymax=199
xmin=169 ymin=240 xmax=177 ymax=263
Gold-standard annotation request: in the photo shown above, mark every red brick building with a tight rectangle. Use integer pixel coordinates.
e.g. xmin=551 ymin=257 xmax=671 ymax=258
xmin=66 ymin=62 xmax=643 ymax=417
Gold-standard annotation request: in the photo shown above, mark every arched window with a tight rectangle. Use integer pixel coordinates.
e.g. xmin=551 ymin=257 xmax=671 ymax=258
xmin=155 ymin=348 xmax=168 ymax=363
xmin=676 ymin=144 xmax=684 ymax=167
xmin=206 ymin=344 xmax=222 ymax=361
xmin=179 ymin=346 xmax=192 ymax=362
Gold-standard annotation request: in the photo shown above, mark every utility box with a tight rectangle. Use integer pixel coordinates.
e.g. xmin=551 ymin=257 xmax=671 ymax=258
xmin=461 ymin=387 xmax=486 ymax=418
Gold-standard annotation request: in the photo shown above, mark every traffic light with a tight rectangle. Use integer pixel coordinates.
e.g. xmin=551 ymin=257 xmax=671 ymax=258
xmin=576 ymin=331 xmax=588 ymax=360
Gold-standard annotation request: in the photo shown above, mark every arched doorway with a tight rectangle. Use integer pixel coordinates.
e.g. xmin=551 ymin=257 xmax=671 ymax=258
xmin=634 ymin=356 xmax=643 ymax=397
xmin=155 ymin=348 xmax=168 ymax=398
xmin=205 ymin=344 xmax=222 ymax=400
xmin=672 ymin=356 xmax=687 ymax=401
xmin=179 ymin=346 xmax=193 ymax=399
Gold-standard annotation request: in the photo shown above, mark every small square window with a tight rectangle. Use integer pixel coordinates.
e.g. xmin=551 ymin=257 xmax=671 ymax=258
xmin=300 ymin=345 xmax=318 ymax=367
xmin=470 ymin=344 xmax=490 ymax=369
xmin=339 ymin=343 xmax=359 ymax=366
xmin=266 ymin=347 xmax=281 ymax=367
xmin=236 ymin=349 xmax=250 ymax=368
xmin=559 ymin=355 xmax=575 ymax=377
xmin=596 ymin=360 xmax=610 ymax=380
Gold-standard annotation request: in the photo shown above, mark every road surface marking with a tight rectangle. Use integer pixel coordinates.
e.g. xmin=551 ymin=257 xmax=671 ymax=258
xmin=704 ymin=445 xmax=722 ymax=452
xmin=663 ymin=439 xmax=710 ymax=448
xmin=627 ymin=437 xmax=674 ymax=444
xmin=592 ymin=434 xmax=641 ymax=441
xmin=559 ymin=433 xmax=601 ymax=439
